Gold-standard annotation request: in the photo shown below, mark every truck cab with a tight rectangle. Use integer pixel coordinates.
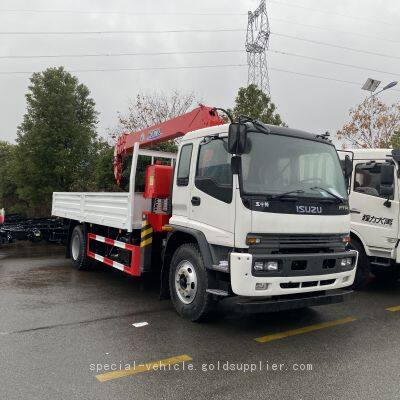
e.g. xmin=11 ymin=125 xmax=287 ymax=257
xmin=165 ymin=122 xmax=357 ymax=319
xmin=347 ymin=148 xmax=399 ymax=287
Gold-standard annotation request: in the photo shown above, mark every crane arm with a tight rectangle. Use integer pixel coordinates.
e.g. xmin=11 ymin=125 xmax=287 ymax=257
xmin=113 ymin=105 xmax=224 ymax=184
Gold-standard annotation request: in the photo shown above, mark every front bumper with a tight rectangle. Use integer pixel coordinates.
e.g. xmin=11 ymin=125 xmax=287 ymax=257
xmin=230 ymin=250 xmax=358 ymax=297
xmin=233 ymin=289 xmax=353 ymax=314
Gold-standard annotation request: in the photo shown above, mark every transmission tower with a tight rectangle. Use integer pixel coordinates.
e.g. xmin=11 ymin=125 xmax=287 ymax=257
xmin=245 ymin=0 xmax=271 ymax=96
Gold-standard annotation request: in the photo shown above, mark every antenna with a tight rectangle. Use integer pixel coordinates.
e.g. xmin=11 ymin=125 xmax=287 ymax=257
xmin=246 ymin=0 xmax=271 ymax=96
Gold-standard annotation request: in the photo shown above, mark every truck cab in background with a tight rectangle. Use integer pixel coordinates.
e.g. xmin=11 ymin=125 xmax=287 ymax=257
xmin=347 ymin=149 xmax=400 ymax=287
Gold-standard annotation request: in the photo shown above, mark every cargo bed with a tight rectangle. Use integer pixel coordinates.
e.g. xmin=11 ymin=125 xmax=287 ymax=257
xmin=52 ymin=146 xmax=175 ymax=232
xmin=52 ymin=192 xmax=150 ymax=231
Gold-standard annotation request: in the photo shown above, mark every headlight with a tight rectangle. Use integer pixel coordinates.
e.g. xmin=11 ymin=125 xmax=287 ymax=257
xmin=346 ymin=257 xmax=353 ymax=266
xmin=254 ymin=261 xmax=264 ymax=271
xmin=340 ymin=257 xmax=353 ymax=268
xmin=253 ymin=260 xmax=279 ymax=272
xmin=265 ymin=261 xmax=279 ymax=271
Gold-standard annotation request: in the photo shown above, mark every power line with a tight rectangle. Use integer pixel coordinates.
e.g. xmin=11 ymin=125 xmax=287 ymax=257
xmin=1 ymin=47 xmax=399 ymax=79
xmin=0 ymin=49 xmax=244 ymax=60
xmin=0 ymin=63 xmax=399 ymax=93
xmin=0 ymin=8 xmax=247 ymax=16
xmin=271 ymin=17 xmax=400 ymax=44
xmin=0 ymin=28 xmax=246 ymax=35
xmin=269 ymin=67 xmax=400 ymax=92
xmin=0 ymin=27 xmax=398 ymax=63
xmin=0 ymin=63 xmax=248 ymax=75
xmin=269 ymin=0 xmax=398 ymax=28
xmin=0 ymin=30 xmax=398 ymax=63
xmin=272 ymin=33 xmax=400 ymax=61
xmin=269 ymin=49 xmax=400 ymax=77
xmin=1 ymin=4 xmax=396 ymax=30
xmin=1 ymin=5 xmax=396 ymax=42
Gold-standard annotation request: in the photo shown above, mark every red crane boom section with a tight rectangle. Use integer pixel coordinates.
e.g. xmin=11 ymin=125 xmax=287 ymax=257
xmin=113 ymin=105 xmax=224 ymax=184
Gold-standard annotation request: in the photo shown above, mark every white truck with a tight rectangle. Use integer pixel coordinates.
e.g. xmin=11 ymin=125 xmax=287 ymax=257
xmin=52 ymin=106 xmax=358 ymax=321
xmin=347 ymin=148 xmax=400 ymax=287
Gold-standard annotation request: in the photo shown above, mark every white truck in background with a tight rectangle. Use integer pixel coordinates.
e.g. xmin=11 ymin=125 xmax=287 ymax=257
xmin=347 ymin=148 xmax=400 ymax=287
xmin=52 ymin=107 xmax=358 ymax=321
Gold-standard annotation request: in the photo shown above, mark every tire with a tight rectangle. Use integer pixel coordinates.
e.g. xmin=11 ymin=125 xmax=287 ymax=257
xmin=349 ymin=239 xmax=371 ymax=290
xmin=169 ymin=243 xmax=215 ymax=322
xmin=70 ymin=225 xmax=92 ymax=270
xmin=372 ymin=268 xmax=399 ymax=284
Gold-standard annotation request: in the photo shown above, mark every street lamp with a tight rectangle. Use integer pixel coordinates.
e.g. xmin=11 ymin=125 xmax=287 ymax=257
xmin=361 ymin=78 xmax=398 ymax=98
xmin=373 ymin=81 xmax=398 ymax=97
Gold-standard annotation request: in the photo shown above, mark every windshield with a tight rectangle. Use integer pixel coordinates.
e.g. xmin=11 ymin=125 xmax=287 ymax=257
xmin=240 ymin=132 xmax=348 ymax=200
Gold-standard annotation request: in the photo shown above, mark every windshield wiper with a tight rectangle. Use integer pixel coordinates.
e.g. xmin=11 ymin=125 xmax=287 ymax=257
xmin=310 ymin=186 xmax=344 ymax=203
xmin=272 ymin=189 xmax=305 ymax=200
xmin=253 ymin=120 xmax=271 ymax=135
xmin=238 ymin=116 xmax=271 ymax=135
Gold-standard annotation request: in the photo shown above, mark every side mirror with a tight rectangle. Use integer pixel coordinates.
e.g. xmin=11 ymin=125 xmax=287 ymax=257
xmin=380 ymin=185 xmax=394 ymax=198
xmin=343 ymin=155 xmax=353 ymax=179
xmin=380 ymin=163 xmax=394 ymax=206
xmin=228 ymin=123 xmax=247 ymax=155
xmin=381 ymin=163 xmax=394 ymax=185
xmin=392 ymin=149 xmax=400 ymax=163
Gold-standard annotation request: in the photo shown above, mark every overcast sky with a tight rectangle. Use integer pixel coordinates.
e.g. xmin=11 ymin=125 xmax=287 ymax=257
xmin=0 ymin=0 xmax=399 ymax=144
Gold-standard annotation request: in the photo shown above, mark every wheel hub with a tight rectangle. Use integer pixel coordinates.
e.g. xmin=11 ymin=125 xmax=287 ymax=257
xmin=71 ymin=234 xmax=80 ymax=261
xmin=175 ymin=260 xmax=198 ymax=304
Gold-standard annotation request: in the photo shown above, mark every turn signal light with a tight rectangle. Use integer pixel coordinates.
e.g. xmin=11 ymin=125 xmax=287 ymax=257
xmin=246 ymin=237 xmax=260 ymax=245
xmin=342 ymin=235 xmax=351 ymax=244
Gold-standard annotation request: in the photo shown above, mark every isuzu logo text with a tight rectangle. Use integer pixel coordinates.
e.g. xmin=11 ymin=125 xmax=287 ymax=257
xmin=296 ymin=205 xmax=322 ymax=214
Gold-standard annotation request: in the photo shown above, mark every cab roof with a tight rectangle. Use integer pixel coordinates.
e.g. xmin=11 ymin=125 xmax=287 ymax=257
xmin=181 ymin=123 xmax=332 ymax=145
xmin=351 ymin=148 xmax=393 ymax=160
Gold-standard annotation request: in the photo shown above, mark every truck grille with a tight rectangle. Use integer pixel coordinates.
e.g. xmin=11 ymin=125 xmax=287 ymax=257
xmin=248 ymin=233 xmax=346 ymax=254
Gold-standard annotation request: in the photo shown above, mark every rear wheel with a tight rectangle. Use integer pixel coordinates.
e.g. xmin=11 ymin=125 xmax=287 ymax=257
xmin=70 ymin=225 xmax=91 ymax=270
xmin=169 ymin=243 xmax=215 ymax=321
xmin=349 ymin=239 xmax=371 ymax=290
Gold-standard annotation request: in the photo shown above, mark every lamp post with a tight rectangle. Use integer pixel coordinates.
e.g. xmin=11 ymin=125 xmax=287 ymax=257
xmin=361 ymin=78 xmax=398 ymax=98
xmin=370 ymin=81 xmax=398 ymax=98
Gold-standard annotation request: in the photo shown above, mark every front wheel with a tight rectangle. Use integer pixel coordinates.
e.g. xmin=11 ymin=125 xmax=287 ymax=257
xmin=169 ymin=244 xmax=215 ymax=321
xmin=349 ymin=239 xmax=371 ymax=290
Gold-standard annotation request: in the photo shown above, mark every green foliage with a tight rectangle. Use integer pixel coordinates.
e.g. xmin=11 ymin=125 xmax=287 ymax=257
xmin=0 ymin=141 xmax=26 ymax=213
xmin=390 ymin=130 xmax=400 ymax=149
xmin=92 ymin=140 xmax=120 ymax=192
xmin=229 ymin=84 xmax=285 ymax=126
xmin=14 ymin=67 xmax=98 ymax=216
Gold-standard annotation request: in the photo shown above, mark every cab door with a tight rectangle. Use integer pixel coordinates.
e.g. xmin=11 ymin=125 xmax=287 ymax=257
xmin=188 ymin=137 xmax=235 ymax=247
xmin=349 ymin=160 xmax=399 ymax=252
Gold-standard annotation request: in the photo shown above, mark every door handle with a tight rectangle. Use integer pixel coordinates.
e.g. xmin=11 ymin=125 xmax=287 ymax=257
xmin=191 ymin=196 xmax=201 ymax=206
xmin=350 ymin=208 xmax=361 ymax=214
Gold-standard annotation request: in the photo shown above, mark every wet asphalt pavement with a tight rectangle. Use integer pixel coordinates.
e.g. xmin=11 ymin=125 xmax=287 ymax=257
xmin=1 ymin=242 xmax=400 ymax=400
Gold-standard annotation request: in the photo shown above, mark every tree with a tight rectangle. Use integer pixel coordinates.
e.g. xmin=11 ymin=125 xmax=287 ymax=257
xmin=337 ymin=97 xmax=400 ymax=148
xmin=110 ymin=90 xmax=196 ymax=190
xmin=0 ymin=141 xmax=25 ymax=213
xmin=390 ymin=130 xmax=400 ymax=149
xmin=14 ymin=67 xmax=98 ymax=216
xmin=113 ymin=90 xmax=196 ymax=140
xmin=92 ymin=139 xmax=120 ymax=192
xmin=229 ymin=84 xmax=285 ymax=126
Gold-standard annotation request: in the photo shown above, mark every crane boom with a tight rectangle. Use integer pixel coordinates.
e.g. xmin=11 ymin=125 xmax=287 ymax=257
xmin=113 ymin=104 xmax=224 ymax=184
